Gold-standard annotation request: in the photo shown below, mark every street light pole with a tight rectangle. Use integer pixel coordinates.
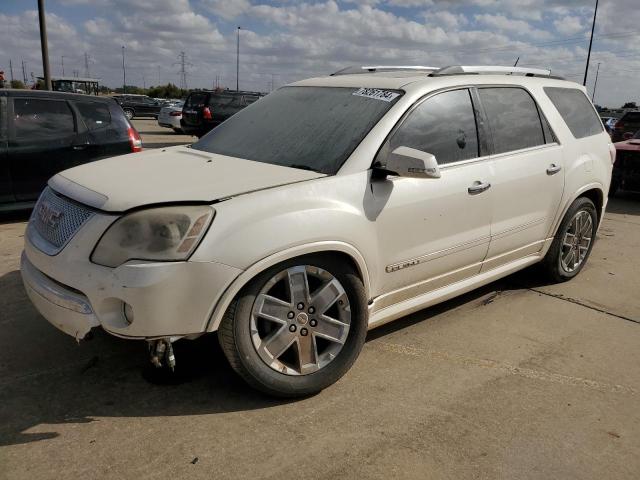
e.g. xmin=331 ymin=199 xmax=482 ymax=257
xmin=583 ymin=0 xmax=599 ymax=86
xmin=61 ymin=55 xmax=65 ymax=77
xmin=122 ymin=46 xmax=126 ymax=94
xmin=37 ymin=0 xmax=52 ymax=90
xmin=236 ymin=26 xmax=240 ymax=91
xmin=592 ymin=62 xmax=601 ymax=103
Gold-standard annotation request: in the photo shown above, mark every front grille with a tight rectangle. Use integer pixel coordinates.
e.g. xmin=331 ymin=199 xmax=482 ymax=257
xmin=30 ymin=187 xmax=95 ymax=255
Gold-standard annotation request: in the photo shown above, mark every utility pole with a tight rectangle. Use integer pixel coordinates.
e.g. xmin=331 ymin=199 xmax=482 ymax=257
xmin=236 ymin=26 xmax=240 ymax=91
xmin=9 ymin=59 xmax=14 ymax=83
xmin=176 ymin=51 xmax=189 ymax=90
xmin=592 ymin=62 xmax=601 ymax=103
xmin=61 ymin=55 xmax=65 ymax=77
xmin=84 ymin=52 xmax=90 ymax=77
xmin=37 ymin=0 xmax=52 ymax=90
xmin=121 ymin=46 xmax=126 ymax=94
xmin=142 ymin=73 xmax=146 ymax=90
xmin=157 ymin=66 xmax=161 ymax=85
xmin=583 ymin=0 xmax=599 ymax=86
xmin=22 ymin=60 xmax=28 ymax=85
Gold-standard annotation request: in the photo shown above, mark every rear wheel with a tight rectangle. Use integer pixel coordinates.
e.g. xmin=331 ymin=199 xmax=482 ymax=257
xmin=218 ymin=254 xmax=368 ymax=397
xmin=123 ymin=108 xmax=134 ymax=120
xmin=541 ymin=197 xmax=597 ymax=282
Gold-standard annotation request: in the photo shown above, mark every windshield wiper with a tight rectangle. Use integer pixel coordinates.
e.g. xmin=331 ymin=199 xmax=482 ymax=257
xmin=287 ymin=164 xmax=323 ymax=173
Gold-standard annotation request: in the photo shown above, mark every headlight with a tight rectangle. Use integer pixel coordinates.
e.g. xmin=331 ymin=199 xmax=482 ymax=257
xmin=91 ymin=206 xmax=214 ymax=268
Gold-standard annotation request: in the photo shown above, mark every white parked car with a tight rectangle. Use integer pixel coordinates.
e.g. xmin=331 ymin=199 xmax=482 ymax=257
xmin=21 ymin=65 xmax=614 ymax=397
xmin=157 ymin=101 xmax=184 ymax=133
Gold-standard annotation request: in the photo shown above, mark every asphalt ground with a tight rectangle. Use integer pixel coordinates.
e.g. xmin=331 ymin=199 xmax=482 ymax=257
xmin=0 ymin=124 xmax=639 ymax=479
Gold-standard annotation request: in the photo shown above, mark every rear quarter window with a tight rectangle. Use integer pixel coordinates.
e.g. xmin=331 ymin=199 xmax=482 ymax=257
xmin=75 ymin=101 xmax=111 ymax=130
xmin=544 ymin=87 xmax=603 ymax=139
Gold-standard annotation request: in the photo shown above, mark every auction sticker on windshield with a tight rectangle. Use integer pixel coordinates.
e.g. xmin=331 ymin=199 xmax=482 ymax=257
xmin=352 ymin=88 xmax=401 ymax=102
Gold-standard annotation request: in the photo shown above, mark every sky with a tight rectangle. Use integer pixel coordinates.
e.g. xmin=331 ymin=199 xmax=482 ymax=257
xmin=0 ymin=0 xmax=639 ymax=107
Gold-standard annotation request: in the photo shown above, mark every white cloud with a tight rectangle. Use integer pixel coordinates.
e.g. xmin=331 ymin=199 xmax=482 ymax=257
xmin=553 ymin=15 xmax=584 ymax=35
xmin=475 ymin=13 xmax=552 ymax=40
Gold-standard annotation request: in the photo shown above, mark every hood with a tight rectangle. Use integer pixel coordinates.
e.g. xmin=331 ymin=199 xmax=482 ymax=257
xmin=49 ymin=146 xmax=325 ymax=212
xmin=615 ymin=139 xmax=640 ymax=151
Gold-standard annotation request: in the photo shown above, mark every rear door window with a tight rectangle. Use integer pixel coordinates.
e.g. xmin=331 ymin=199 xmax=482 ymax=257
xmin=544 ymin=87 xmax=603 ymax=139
xmin=75 ymin=101 xmax=111 ymax=130
xmin=389 ymin=88 xmax=479 ymax=165
xmin=209 ymin=94 xmax=238 ymax=107
xmin=478 ymin=87 xmax=545 ymax=155
xmin=13 ymin=98 xmax=75 ymax=139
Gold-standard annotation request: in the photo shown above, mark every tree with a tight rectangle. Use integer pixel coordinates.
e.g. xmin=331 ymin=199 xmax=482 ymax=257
xmin=10 ymin=80 xmax=26 ymax=89
xmin=622 ymin=102 xmax=637 ymax=109
xmin=146 ymin=83 xmax=185 ymax=99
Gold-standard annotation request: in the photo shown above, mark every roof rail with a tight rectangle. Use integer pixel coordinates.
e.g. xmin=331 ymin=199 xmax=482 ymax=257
xmin=331 ymin=65 xmax=439 ymax=76
xmin=432 ymin=65 xmax=562 ymax=79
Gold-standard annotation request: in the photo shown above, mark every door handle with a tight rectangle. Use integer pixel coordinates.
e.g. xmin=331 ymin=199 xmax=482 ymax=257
xmin=468 ymin=181 xmax=491 ymax=195
xmin=546 ymin=164 xmax=562 ymax=175
xmin=72 ymin=144 xmax=88 ymax=151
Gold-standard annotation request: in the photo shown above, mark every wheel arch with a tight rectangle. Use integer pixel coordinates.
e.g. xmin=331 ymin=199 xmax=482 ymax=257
xmin=205 ymin=241 xmax=371 ymax=332
xmin=551 ymin=183 xmax=606 ymax=238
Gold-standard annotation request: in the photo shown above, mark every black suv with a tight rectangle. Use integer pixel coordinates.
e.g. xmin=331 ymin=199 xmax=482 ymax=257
xmin=0 ymin=90 xmax=142 ymax=210
xmin=112 ymin=94 xmax=164 ymax=120
xmin=181 ymin=90 xmax=264 ymax=137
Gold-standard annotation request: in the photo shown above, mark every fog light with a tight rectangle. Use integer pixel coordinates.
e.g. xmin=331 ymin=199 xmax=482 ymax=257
xmin=123 ymin=302 xmax=134 ymax=325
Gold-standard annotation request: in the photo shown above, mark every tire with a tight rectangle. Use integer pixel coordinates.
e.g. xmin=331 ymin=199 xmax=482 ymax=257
xmin=218 ymin=254 xmax=368 ymax=397
xmin=541 ymin=197 xmax=598 ymax=282
xmin=123 ymin=108 xmax=134 ymax=120
xmin=172 ymin=128 xmax=183 ymax=134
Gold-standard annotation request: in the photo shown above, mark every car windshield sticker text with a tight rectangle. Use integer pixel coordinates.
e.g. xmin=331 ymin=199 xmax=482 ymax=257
xmin=352 ymin=88 xmax=400 ymax=102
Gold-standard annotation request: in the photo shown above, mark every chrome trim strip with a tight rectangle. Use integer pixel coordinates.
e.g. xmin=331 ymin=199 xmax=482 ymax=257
xmin=491 ymin=217 xmax=546 ymax=240
xmin=373 ymin=262 xmax=481 ymax=313
xmin=385 ymin=235 xmax=490 ymax=273
xmin=21 ymin=252 xmax=93 ymax=315
xmin=481 ymin=241 xmax=544 ymax=272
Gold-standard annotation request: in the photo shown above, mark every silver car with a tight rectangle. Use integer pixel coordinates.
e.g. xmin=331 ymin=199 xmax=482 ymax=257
xmin=157 ymin=101 xmax=184 ymax=133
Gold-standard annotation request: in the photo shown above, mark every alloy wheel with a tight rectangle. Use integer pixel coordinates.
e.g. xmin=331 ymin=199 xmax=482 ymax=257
xmin=560 ymin=210 xmax=593 ymax=273
xmin=250 ymin=265 xmax=351 ymax=375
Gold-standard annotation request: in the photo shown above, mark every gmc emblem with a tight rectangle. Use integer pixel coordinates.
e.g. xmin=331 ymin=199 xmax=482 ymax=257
xmin=36 ymin=201 xmax=63 ymax=229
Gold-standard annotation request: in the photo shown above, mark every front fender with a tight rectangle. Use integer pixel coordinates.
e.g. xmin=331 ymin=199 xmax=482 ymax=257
xmin=204 ymin=240 xmax=371 ymax=332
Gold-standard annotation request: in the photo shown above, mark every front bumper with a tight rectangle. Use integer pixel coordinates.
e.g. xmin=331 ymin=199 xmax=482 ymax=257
xmin=21 ymin=213 xmax=242 ymax=340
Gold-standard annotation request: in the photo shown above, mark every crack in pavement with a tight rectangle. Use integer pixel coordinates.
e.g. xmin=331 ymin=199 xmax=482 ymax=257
xmin=371 ymin=341 xmax=637 ymax=396
xmin=522 ymin=287 xmax=640 ymax=325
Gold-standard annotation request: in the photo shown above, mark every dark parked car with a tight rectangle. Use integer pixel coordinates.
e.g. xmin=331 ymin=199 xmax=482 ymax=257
xmin=180 ymin=90 xmax=264 ymax=137
xmin=612 ymin=111 xmax=640 ymax=142
xmin=612 ymin=130 xmax=640 ymax=196
xmin=112 ymin=94 xmax=164 ymax=120
xmin=0 ymin=89 xmax=142 ymax=210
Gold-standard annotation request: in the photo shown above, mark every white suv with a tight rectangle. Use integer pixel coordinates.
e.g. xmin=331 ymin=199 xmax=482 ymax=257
xmin=21 ymin=65 xmax=614 ymax=397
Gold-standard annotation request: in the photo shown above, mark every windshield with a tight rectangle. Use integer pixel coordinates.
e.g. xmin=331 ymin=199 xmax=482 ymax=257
xmin=191 ymin=86 xmax=402 ymax=174
xmin=633 ymin=130 xmax=640 ymax=139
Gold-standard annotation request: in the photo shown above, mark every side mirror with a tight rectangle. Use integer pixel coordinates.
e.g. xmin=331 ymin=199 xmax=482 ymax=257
xmin=379 ymin=146 xmax=441 ymax=179
xmin=623 ymin=132 xmax=634 ymax=140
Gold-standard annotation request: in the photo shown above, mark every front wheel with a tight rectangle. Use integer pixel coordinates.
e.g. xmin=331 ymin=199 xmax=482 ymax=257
xmin=218 ymin=254 xmax=368 ymax=397
xmin=123 ymin=108 xmax=134 ymax=120
xmin=541 ymin=197 xmax=598 ymax=282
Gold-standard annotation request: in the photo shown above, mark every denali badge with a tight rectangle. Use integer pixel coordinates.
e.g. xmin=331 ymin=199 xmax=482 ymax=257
xmin=36 ymin=201 xmax=63 ymax=228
